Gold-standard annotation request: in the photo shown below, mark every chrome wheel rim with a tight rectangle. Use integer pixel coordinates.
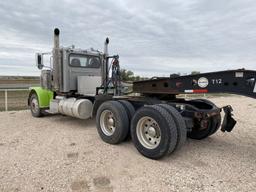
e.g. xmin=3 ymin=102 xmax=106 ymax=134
xmin=136 ymin=116 xmax=161 ymax=149
xmin=31 ymin=97 xmax=39 ymax=114
xmin=100 ymin=110 xmax=116 ymax=136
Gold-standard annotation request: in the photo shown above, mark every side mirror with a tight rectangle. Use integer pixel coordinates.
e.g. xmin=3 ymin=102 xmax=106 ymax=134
xmin=36 ymin=53 xmax=44 ymax=69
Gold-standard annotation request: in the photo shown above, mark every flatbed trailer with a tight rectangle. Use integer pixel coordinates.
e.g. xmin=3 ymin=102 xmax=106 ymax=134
xmin=28 ymin=28 xmax=256 ymax=159
xmin=133 ymin=69 xmax=256 ymax=98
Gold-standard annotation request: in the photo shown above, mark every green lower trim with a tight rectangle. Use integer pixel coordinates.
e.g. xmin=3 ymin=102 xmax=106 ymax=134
xmin=29 ymin=87 xmax=54 ymax=108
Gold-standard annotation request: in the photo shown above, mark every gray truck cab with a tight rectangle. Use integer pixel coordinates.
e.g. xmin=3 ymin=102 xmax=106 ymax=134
xmin=37 ymin=30 xmax=105 ymax=96
xmin=57 ymin=47 xmax=103 ymax=95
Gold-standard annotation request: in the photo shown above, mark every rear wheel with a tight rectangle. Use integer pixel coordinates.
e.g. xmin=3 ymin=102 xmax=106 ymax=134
xmin=131 ymin=105 xmax=178 ymax=159
xmin=188 ymin=99 xmax=221 ymax=140
xmin=29 ymin=93 xmax=43 ymax=117
xmin=118 ymin=100 xmax=135 ymax=140
xmin=118 ymin=100 xmax=135 ymax=120
xmin=96 ymin=101 xmax=129 ymax=144
xmin=158 ymin=104 xmax=187 ymax=150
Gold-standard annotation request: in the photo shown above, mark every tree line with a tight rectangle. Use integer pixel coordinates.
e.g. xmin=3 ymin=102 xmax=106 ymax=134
xmin=120 ymin=69 xmax=200 ymax=82
xmin=120 ymin=69 xmax=149 ymax=82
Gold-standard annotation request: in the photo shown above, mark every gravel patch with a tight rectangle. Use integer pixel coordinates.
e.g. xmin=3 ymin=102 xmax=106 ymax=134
xmin=0 ymin=96 xmax=255 ymax=192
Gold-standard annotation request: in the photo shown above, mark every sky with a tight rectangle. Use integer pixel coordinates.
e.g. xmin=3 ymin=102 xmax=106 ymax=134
xmin=0 ymin=0 xmax=256 ymax=77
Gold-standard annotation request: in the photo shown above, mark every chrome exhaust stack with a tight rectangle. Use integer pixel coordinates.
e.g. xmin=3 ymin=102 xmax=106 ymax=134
xmin=103 ymin=38 xmax=109 ymax=91
xmin=54 ymin=28 xmax=60 ymax=49
xmin=104 ymin=37 xmax=109 ymax=56
xmin=52 ymin=28 xmax=61 ymax=91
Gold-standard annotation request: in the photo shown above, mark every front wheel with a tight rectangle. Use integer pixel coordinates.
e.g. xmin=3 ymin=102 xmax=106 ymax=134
xmin=29 ymin=93 xmax=43 ymax=117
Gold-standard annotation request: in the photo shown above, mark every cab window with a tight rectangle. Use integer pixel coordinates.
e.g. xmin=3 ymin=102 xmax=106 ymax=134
xmin=69 ymin=54 xmax=101 ymax=68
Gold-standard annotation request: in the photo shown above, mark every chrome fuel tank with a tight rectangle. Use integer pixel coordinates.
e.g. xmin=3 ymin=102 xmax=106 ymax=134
xmin=58 ymin=98 xmax=92 ymax=119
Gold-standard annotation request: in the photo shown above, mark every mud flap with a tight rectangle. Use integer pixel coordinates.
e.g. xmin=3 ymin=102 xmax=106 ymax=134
xmin=221 ymin=105 xmax=237 ymax=132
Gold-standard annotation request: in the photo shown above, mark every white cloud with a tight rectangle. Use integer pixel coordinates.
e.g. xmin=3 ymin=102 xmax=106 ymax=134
xmin=0 ymin=0 xmax=256 ymax=76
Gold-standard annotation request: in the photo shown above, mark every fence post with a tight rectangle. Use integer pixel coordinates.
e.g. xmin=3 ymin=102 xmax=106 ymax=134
xmin=5 ymin=89 xmax=8 ymax=111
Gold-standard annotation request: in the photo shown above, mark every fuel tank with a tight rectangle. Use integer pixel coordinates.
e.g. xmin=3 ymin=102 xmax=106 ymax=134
xmin=58 ymin=98 xmax=92 ymax=119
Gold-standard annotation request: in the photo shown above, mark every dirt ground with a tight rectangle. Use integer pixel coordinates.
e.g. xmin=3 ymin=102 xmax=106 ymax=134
xmin=0 ymin=96 xmax=255 ymax=192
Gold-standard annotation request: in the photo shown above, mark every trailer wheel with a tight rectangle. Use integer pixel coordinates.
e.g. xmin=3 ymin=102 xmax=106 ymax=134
xmin=158 ymin=104 xmax=187 ymax=150
xmin=96 ymin=101 xmax=129 ymax=144
xmin=193 ymin=99 xmax=221 ymax=135
xmin=131 ymin=105 xmax=178 ymax=159
xmin=209 ymin=114 xmax=221 ymax=135
xmin=187 ymin=117 xmax=214 ymax=140
xmin=188 ymin=99 xmax=221 ymax=140
xmin=29 ymin=92 xmax=43 ymax=117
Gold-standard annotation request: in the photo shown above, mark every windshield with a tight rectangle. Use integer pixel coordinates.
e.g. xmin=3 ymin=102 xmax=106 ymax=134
xmin=69 ymin=54 xmax=101 ymax=68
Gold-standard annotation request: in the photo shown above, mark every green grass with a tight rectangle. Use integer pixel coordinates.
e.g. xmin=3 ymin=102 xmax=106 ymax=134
xmin=0 ymin=90 xmax=30 ymax=111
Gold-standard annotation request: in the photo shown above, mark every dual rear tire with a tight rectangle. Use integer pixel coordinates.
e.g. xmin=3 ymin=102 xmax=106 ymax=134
xmin=96 ymin=101 xmax=187 ymax=159
xmin=96 ymin=101 xmax=130 ymax=144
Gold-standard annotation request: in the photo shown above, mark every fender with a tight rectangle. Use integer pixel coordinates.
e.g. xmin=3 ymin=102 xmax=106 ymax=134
xmin=28 ymin=87 xmax=54 ymax=108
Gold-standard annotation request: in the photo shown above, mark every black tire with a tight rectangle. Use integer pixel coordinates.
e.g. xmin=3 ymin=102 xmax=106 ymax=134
xmin=118 ymin=100 xmax=135 ymax=121
xmin=187 ymin=99 xmax=221 ymax=140
xmin=158 ymin=104 xmax=187 ymax=150
xmin=131 ymin=105 xmax=178 ymax=159
xmin=29 ymin=93 xmax=43 ymax=117
xmin=118 ymin=100 xmax=135 ymax=140
xmin=96 ymin=101 xmax=129 ymax=144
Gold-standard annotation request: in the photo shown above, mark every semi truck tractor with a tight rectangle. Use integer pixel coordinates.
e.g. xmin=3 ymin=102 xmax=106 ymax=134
xmin=28 ymin=28 xmax=256 ymax=159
